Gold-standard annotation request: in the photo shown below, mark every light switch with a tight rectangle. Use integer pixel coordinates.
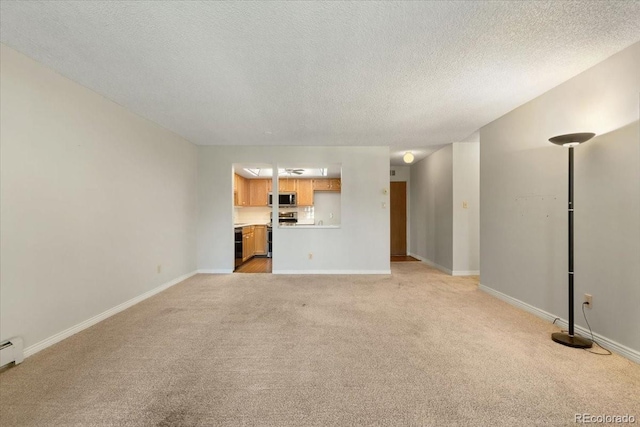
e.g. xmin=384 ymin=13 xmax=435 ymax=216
xmin=463 ymin=201 xmax=468 ymax=209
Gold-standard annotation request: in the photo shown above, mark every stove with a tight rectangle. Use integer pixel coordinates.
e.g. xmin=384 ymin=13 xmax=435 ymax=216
xmin=270 ymin=211 xmax=298 ymax=225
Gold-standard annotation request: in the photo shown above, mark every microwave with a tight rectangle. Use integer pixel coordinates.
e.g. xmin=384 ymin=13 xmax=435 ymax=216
xmin=268 ymin=192 xmax=297 ymax=207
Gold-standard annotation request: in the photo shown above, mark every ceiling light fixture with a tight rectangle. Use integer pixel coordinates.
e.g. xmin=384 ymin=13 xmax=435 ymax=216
xmin=403 ymin=152 xmax=415 ymax=164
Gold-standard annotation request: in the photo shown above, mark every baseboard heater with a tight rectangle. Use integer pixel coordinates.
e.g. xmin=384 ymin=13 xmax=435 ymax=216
xmin=0 ymin=337 xmax=24 ymax=368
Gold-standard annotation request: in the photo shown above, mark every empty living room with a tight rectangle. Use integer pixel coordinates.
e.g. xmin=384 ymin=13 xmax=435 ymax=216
xmin=1 ymin=2 xmax=639 ymax=426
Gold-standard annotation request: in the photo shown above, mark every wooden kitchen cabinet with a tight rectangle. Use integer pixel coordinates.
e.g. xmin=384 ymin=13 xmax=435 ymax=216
xmin=312 ymin=178 xmax=341 ymax=192
xmin=234 ymin=174 xmax=250 ymax=206
xmin=296 ymin=179 xmax=314 ymax=206
xmin=249 ymin=179 xmax=270 ymax=206
xmin=247 ymin=231 xmax=254 ymax=259
xmin=242 ymin=177 xmax=250 ymax=205
xmin=234 ymin=174 xmax=239 ymax=205
xmin=312 ymin=178 xmax=329 ymax=191
xmin=254 ymin=225 xmax=267 ymax=255
xmin=279 ymin=178 xmax=297 ymax=192
xmin=242 ymin=226 xmax=255 ymax=261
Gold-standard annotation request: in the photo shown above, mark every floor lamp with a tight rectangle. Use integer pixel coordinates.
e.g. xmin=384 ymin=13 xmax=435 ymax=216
xmin=549 ymin=132 xmax=594 ymax=349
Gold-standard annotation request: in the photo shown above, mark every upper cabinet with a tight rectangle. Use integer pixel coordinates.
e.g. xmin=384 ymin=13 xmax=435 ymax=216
xmin=249 ymin=179 xmax=270 ymax=207
xmin=313 ymin=178 xmax=341 ymax=192
xmin=296 ymin=179 xmax=314 ymax=206
xmin=236 ymin=176 xmax=341 ymax=207
xmin=235 ymin=176 xmax=272 ymax=207
xmin=279 ymin=178 xmax=297 ymax=192
xmin=234 ymin=174 xmax=249 ymax=206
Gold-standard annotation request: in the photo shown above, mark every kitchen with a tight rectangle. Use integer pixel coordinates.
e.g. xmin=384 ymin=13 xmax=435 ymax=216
xmin=233 ymin=164 xmax=342 ymax=273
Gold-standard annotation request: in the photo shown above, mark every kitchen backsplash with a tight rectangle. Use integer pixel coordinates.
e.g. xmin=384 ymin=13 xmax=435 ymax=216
xmin=296 ymin=206 xmax=315 ymax=225
xmin=313 ymin=192 xmax=341 ymax=225
xmin=234 ymin=207 xmax=270 ymax=224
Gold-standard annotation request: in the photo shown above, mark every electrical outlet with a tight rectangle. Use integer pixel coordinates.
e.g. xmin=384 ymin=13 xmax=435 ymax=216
xmin=329 ymin=213 xmax=334 ymax=219
xmin=157 ymin=264 xmax=162 ymax=274
xmin=308 ymin=253 xmax=313 ymax=260
xmin=584 ymin=293 xmax=593 ymax=308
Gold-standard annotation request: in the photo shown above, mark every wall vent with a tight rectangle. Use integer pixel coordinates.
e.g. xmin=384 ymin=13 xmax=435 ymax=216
xmin=0 ymin=337 xmax=24 ymax=368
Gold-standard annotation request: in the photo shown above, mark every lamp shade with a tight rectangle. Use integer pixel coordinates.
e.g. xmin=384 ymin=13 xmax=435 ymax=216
xmin=549 ymin=133 xmax=595 ymax=147
xmin=403 ymin=152 xmax=415 ymax=163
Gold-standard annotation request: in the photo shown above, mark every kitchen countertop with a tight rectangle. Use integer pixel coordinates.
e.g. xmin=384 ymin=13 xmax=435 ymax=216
xmin=278 ymin=224 xmax=340 ymax=229
xmin=234 ymin=222 xmax=339 ymax=229
xmin=233 ymin=222 xmax=270 ymax=228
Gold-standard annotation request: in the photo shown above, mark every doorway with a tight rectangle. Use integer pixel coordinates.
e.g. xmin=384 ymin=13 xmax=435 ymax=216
xmin=233 ymin=163 xmax=273 ymax=274
xmin=390 ymin=181 xmax=407 ymax=256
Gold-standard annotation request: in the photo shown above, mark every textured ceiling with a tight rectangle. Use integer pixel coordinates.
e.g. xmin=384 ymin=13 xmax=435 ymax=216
xmin=1 ymin=1 xmax=639 ymax=165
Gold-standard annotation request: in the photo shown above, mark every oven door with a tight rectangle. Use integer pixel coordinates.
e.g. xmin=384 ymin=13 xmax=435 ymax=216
xmin=234 ymin=229 xmax=243 ymax=268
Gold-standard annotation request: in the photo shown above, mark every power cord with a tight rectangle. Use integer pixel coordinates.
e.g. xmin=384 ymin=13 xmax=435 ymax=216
xmin=551 ymin=307 xmax=611 ymax=356
xmin=581 ymin=302 xmax=612 ymax=356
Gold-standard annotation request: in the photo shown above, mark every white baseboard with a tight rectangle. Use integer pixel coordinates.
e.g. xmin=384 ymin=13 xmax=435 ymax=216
xmin=408 ymin=253 xmax=453 ymax=275
xmin=479 ymin=283 xmax=640 ymax=365
xmin=452 ymin=270 xmax=480 ymax=276
xmin=23 ymin=270 xmax=198 ymax=359
xmin=272 ymin=270 xmax=391 ymax=275
xmin=197 ymin=269 xmax=233 ymax=274
xmin=199 ymin=268 xmax=391 ymax=275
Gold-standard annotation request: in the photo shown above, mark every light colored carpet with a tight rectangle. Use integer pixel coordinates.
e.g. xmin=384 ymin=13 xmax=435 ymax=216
xmin=1 ymin=263 xmax=639 ymax=426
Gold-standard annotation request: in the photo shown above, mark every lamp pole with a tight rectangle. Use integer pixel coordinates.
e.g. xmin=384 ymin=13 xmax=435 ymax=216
xmin=549 ymin=133 xmax=594 ymax=349
xmin=568 ymin=146 xmax=575 ymax=337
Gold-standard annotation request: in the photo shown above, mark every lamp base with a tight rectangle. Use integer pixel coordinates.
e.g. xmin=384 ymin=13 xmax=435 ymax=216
xmin=551 ymin=332 xmax=593 ymax=348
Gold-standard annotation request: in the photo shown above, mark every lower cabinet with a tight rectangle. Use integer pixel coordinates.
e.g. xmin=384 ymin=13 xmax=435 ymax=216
xmin=240 ymin=225 xmax=267 ymax=263
xmin=242 ymin=226 xmax=254 ymax=262
xmin=254 ymin=225 xmax=267 ymax=255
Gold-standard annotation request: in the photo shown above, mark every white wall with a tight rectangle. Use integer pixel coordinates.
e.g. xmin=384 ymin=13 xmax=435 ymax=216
xmin=409 ymin=145 xmax=454 ymax=271
xmin=452 ymin=142 xmax=480 ymax=274
xmin=198 ymin=146 xmax=390 ymax=273
xmin=390 ymin=165 xmax=411 ymax=182
xmin=0 ymin=45 xmax=198 ymax=351
xmin=480 ymin=42 xmax=640 ymax=355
